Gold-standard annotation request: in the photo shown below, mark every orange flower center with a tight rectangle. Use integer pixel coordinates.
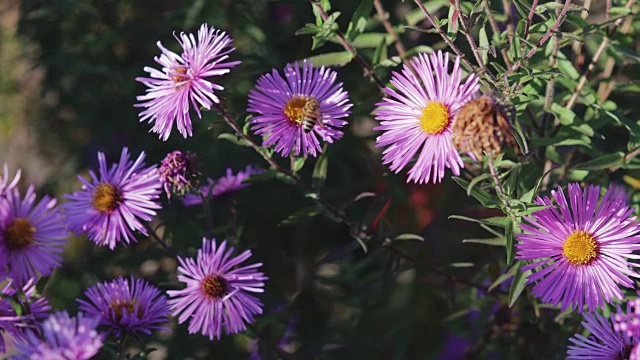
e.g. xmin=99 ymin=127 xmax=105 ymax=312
xmin=93 ymin=183 xmax=122 ymax=213
xmin=562 ymin=230 xmax=598 ymax=265
xmin=109 ymin=299 xmax=142 ymax=322
xmin=283 ymin=96 xmax=308 ymax=125
xmin=4 ymin=218 xmax=35 ymax=250
xmin=171 ymin=67 xmax=189 ymax=83
xmin=420 ymin=101 xmax=450 ymax=134
xmin=202 ymin=275 xmax=228 ymax=300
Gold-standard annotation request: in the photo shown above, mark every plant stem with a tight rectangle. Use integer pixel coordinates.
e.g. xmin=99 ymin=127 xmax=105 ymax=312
xmin=143 ymin=222 xmax=177 ymax=256
xmin=482 ymin=0 xmax=512 ymax=67
xmin=454 ymin=0 xmax=495 ymax=80
xmin=373 ymin=0 xmax=409 ymax=66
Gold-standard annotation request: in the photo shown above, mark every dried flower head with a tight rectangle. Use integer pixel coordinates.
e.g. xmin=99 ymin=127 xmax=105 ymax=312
xmin=159 ymin=150 xmax=200 ymax=199
xmin=451 ymin=96 xmax=516 ymax=160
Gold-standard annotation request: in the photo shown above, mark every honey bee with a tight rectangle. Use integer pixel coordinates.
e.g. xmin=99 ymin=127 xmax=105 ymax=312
xmin=301 ymin=97 xmax=322 ymax=133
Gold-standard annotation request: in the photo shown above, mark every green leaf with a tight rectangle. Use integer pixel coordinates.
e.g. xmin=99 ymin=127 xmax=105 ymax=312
xmin=509 ymin=261 xmax=530 ymax=307
xmin=550 ymin=103 xmax=576 ymax=125
xmin=478 ymin=26 xmax=489 ymax=64
xmin=488 ymin=264 xmax=517 ymax=292
xmin=449 ymin=215 xmax=509 ymax=228
xmin=217 ymin=133 xmax=251 ymax=147
xmin=349 ymin=32 xmax=393 ymax=48
xmin=452 ymin=177 xmax=500 ymax=208
xmin=505 ymin=219 xmax=515 ymax=265
xmin=405 ymin=0 xmax=449 ymax=26
xmin=351 ymin=233 xmax=368 ymax=253
xmin=279 ymin=205 xmax=323 ymax=226
xmin=312 ymin=149 xmax=329 ymax=189
xmin=345 ymin=0 xmax=373 ymax=42
xmin=295 ymin=24 xmax=322 ymax=36
xmin=573 ymin=152 xmax=624 ymax=171
xmin=462 ymin=237 xmax=506 ymax=246
xmin=305 ymin=51 xmax=354 ymax=67
xmin=292 ymin=157 xmax=306 ymax=173
xmin=393 ymin=233 xmax=425 ymax=242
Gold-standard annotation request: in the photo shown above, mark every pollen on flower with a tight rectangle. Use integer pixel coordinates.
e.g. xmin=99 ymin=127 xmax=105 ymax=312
xmin=92 ymin=183 xmax=122 ymax=213
xmin=170 ymin=67 xmax=189 ymax=83
xmin=420 ymin=101 xmax=450 ymax=134
xmin=109 ymin=299 xmax=141 ymax=322
xmin=283 ymin=96 xmax=308 ymax=125
xmin=4 ymin=218 xmax=36 ymax=250
xmin=562 ymin=230 xmax=599 ymax=265
xmin=202 ymin=274 xmax=228 ymax=299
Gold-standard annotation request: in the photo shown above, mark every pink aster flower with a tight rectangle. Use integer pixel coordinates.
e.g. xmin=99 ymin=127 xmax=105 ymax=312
xmin=167 ymin=238 xmax=267 ymax=340
xmin=77 ymin=276 xmax=169 ymax=337
xmin=516 ymin=183 xmax=640 ymax=313
xmin=12 ymin=311 xmax=104 ymax=360
xmin=0 ymin=186 xmax=68 ymax=285
xmin=0 ymin=279 xmax=50 ymax=353
xmin=374 ymin=51 xmax=479 ymax=183
xmin=0 ymin=164 xmax=20 ymax=198
xmin=136 ymin=23 xmax=240 ymax=140
xmin=63 ymin=147 xmax=162 ymax=250
xmin=248 ymin=60 xmax=352 ymax=157
xmin=567 ymin=311 xmax=638 ymax=359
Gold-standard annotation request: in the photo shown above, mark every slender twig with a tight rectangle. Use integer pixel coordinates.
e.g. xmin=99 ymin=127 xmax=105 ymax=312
xmin=571 ymin=0 xmax=591 ymax=68
xmin=503 ymin=0 xmax=572 ymax=84
xmin=117 ymin=334 xmax=129 ymax=360
xmin=565 ymin=0 xmax=633 ymax=109
xmin=482 ymin=0 xmax=512 ymax=67
xmin=412 ymin=0 xmax=475 ymax=72
xmin=143 ymin=222 xmax=177 ymax=256
xmin=487 ymin=155 xmax=517 ymax=221
xmin=522 ymin=0 xmax=539 ymax=40
xmin=454 ymin=0 xmax=495 ymax=80
xmin=373 ymin=0 xmax=409 ymax=66
xmin=501 ymin=0 xmax=516 ymax=50
xmin=313 ymin=3 xmax=385 ymax=90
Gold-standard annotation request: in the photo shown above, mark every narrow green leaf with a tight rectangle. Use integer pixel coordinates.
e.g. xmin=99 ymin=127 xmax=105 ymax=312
xmin=449 ymin=215 xmax=509 ymax=228
xmin=452 ymin=177 xmax=500 ymax=208
xmin=345 ymin=0 xmax=373 ymax=41
xmin=305 ymin=51 xmax=354 ymax=67
xmin=218 ymin=133 xmax=251 ymax=147
xmin=292 ymin=157 xmax=306 ymax=173
xmin=505 ymin=219 xmax=514 ymax=265
xmin=573 ymin=152 xmax=624 ymax=170
xmin=509 ymin=261 xmax=530 ymax=307
xmin=478 ymin=26 xmax=489 ymax=64
xmin=312 ymin=149 xmax=329 ymax=189
xmin=279 ymin=205 xmax=322 ymax=226
xmin=351 ymin=234 xmax=368 ymax=253
xmin=550 ymin=103 xmax=576 ymax=125
xmin=450 ymin=262 xmax=475 ymax=268
xmin=488 ymin=264 xmax=517 ymax=292
xmin=462 ymin=237 xmax=507 ymax=247
xmin=393 ymin=233 xmax=425 ymax=242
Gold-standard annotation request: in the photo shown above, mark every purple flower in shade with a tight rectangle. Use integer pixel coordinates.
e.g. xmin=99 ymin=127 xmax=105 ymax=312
xmin=0 ymin=164 xmax=20 ymax=198
xmin=11 ymin=311 xmax=104 ymax=360
xmin=77 ymin=276 xmax=170 ymax=337
xmin=374 ymin=51 xmax=480 ymax=184
xmin=0 ymin=279 xmax=50 ymax=353
xmin=567 ymin=311 xmax=638 ymax=359
xmin=63 ymin=147 xmax=162 ymax=250
xmin=516 ymin=183 xmax=640 ymax=313
xmin=210 ymin=165 xmax=264 ymax=197
xmin=167 ymin=238 xmax=267 ymax=340
xmin=0 ymin=186 xmax=67 ymax=285
xmin=608 ymin=182 xmax=630 ymax=204
xmin=136 ymin=23 xmax=240 ymax=140
xmin=159 ymin=150 xmax=200 ymax=199
xmin=180 ymin=165 xmax=263 ymax=207
xmin=247 ymin=60 xmax=352 ymax=158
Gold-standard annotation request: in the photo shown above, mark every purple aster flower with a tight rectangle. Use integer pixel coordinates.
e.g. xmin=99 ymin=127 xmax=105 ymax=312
xmin=516 ymin=183 xmax=640 ymax=313
xmin=211 ymin=165 xmax=264 ymax=197
xmin=77 ymin=276 xmax=170 ymax=337
xmin=567 ymin=311 xmax=638 ymax=359
xmin=64 ymin=147 xmax=162 ymax=250
xmin=12 ymin=311 xmax=104 ymax=360
xmin=0 ymin=164 xmax=20 ymax=198
xmin=374 ymin=51 xmax=480 ymax=184
xmin=0 ymin=186 xmax=67 ymax=285
xmin=167 ymin=238 xmax=267 ymax=340
xmin=136 ymin=23 xmax=240 ymax=140
xmin=159 ymin=150 xmax=200 ymax=199
xmin=247 ymin=60 xmax=352 ymax=158
xmin=0 ymin=279 xmax=50 ymax=353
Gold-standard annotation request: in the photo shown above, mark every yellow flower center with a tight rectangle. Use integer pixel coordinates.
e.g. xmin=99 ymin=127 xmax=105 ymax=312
xmin=4 ymin=218 xmax=36 ymax=250
xmin=171 ymin=67 xmax=189 ymax=83
xmin=562 ymin=230 xmax=598 ymax=265
xmin=109 ymin=300 xmax=141 ymax=322
xmin=93 ymin=183 xmax=122 ymax=213
xmin=283 ymin=96 xmax=308 ymax=125
xmin=420 ymin=101 xmax=451 ymax=134
xmin=202 ymin=274 xmax=228 ymax=300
